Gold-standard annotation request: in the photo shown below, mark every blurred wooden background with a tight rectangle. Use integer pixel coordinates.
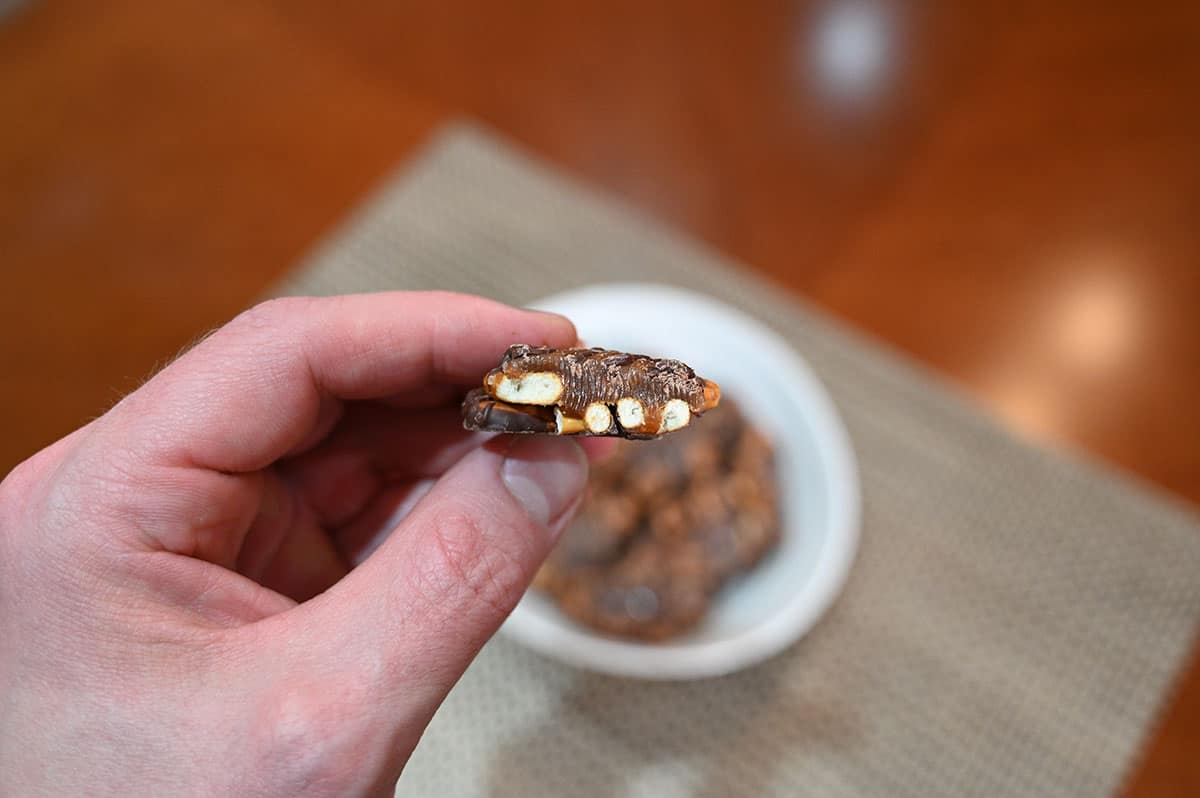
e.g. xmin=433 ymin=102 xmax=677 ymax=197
xmin=1 ymin=1 xmax=1197 ymax=792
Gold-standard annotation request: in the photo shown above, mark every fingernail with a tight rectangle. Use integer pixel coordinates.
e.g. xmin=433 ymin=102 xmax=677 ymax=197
xmin=501 ymin=437 xmax=588 ymax=531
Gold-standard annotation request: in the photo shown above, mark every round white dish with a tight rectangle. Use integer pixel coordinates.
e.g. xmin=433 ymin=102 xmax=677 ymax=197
xmin=499 ymin=283 xmax=860 ymax=680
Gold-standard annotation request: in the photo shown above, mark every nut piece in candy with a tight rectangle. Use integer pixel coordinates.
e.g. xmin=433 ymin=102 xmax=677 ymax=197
xmin=463 ymin=344 xmax=721 ymax=439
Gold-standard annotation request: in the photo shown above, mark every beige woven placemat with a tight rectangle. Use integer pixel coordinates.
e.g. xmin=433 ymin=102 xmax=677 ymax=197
xmin=275 ymin=124 xmax=1200 ymax=797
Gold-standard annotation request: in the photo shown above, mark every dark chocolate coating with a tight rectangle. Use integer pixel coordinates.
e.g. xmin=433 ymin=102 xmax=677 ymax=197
xmin=461 ymin=388 xmax=555 ymax=433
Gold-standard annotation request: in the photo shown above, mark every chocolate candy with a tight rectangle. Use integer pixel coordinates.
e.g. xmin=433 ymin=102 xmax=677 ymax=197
xmin=536 ymin=399 xmax=781 ymax=641
xmin=462 ymin=345 xmax=721 ymax=438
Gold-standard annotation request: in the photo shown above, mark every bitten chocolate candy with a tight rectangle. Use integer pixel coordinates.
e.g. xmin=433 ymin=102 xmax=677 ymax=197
xmin=463 ymin=344 xmax=721 ymax=438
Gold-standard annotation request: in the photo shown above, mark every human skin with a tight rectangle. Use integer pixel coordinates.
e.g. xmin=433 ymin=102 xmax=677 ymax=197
xmin=0 ymin=292 xmax=599 ymax=797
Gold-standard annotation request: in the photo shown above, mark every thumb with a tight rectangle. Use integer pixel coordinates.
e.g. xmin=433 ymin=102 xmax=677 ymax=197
xmin=264 ymin=435 xmax=587 ymax=748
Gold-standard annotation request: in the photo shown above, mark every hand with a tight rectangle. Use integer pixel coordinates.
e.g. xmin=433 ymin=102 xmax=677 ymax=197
xmin=0 ymin=292 xmax=593 ymax=797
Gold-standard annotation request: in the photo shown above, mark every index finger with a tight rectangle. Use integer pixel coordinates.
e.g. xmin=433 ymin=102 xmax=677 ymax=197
xmin=99 ymin=292 xmax=576 ymax=473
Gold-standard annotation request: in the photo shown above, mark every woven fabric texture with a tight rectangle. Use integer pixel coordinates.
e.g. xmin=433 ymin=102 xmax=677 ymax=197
xmin=275 ymin=125 xmax=1200 ymax=798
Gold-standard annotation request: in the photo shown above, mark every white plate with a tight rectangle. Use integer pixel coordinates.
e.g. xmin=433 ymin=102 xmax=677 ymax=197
xmin=499 ymin=283 xmax=860 ymax=680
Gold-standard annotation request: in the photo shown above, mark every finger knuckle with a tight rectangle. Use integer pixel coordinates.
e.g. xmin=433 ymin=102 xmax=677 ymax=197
xmin=419 ymin=289 xmax=473 ymax=305
xmin=234 ymin=296 xmax=315 ymax=333
xmin=0 ymin=458 xmax=34 ymax=513
xmin=0 ymin=452 xmax=59 ymax=541
xmin=417 ymin=290 xmax=500 ymax=321
xmin=0 ymin=462 xmax=29 ymax=555
xmin=417 ymin=510 xmax=528 ymax=622
xmin=253 ymin=684 xmax=360 ymax=793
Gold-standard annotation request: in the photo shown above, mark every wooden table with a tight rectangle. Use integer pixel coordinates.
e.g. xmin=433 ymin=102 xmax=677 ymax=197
xmin=2 ymin=2 xmax=1197 ymax=792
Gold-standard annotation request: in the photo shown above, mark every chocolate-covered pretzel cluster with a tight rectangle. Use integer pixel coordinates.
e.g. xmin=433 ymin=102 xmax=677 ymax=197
xmin=462 ymin=345 xmax=721 ymax=438
xmin=535 ymin=400 xmax=780 ymax=640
